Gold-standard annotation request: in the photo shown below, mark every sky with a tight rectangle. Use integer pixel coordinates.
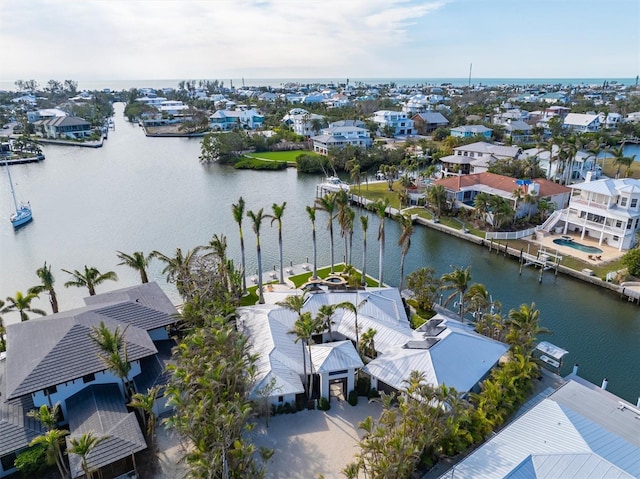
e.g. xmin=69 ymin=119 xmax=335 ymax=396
xmin=1 ymin=0 xmax=639 ymax=82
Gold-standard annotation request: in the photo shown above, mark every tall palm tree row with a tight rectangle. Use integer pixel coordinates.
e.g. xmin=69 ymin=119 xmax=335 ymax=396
xmin=247 ymin=208 xmax=267 ymax=304
xmin=232 ymin=197 xmax=248 ymax=294
xmin=396 ymin=213 xmax=414 ymax=292
xmin=268 ymin=201 xmax=287 ymax=284
xmin=315 ymin=192 xmax=338 ymax=274
xmin=370 ymin=198 xmax=390 ymax=287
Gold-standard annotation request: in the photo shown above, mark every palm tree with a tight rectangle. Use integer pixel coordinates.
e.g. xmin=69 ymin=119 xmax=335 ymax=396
xmin=359 ymin=328 xmax=377 ymax=359
xmin=397 ymin=213 xmax=414 ymax=292
xmin=2 ymin=291 xmax=47 ymax=322
xmin=441 ymin=266 xmax=472 ymax=320
xmin=359 ymin=216 xmax=369 ymax=287
xmin=473 ymin=192 xmax=490 ymax=226
xmin=29 ymin=261 xmax=59 ymax=313
xmin=89 ymin=321 xmax=132 ymax=399
xmin=523 ymin=192 xmax=537 ymax=222
xmin=506 ymin=302 xmax=551 ymax=356
xmin=268 ymin=202 xmax=287 ymax=284
xmin=337 ymin=298 xmax=368 ymax=353
xmin=315 ymin=192 xmax=338 ymax=274
xmin=232 ymin=197 xmax=248 ymax=294
xmin=427 ymin=184 xmax=447 ymax=218
xmin=316 ymin=304 xmax=338 ymax=341
xmin=27 ymin=403 xmax=61 ymax=431
xmin=371 ymin=198 xmax=390 ymax=287
xmin=511 ymin=187 xmax=523 ymax=222
xmin=68 ymin=432 xmax=109 ymax=479
xmin=62 ymin=265 xmax=118 ymax=296
xmin=287 ymin=311 xmax=318 ymax=399
xmin=247 ymin=208 xmax=267 ymax=304
xmin=537 ymin=197 xmax=555 ymax=222
xmin=128 ymin=386 xmax=160 ymax=444
xmin=116 ymin=250 xmax=151 ymax=284
xmin=30 ymin=429 xmax=70 ymax=479
xmin=150 ymin=247 xmax=200 ymax=298
xmin=336 ymin=190 xmax=351 ymax=263
xmin=306 ymin=205 xmax=318 ymax=279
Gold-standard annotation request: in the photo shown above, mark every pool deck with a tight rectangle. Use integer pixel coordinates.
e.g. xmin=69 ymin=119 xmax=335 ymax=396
xmin=530 ymin=231 xmax=623 ymax=265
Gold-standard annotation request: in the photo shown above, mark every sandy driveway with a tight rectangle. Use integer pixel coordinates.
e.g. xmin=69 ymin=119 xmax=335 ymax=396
xmin=251 ymin=399 xmax=382 ymax=479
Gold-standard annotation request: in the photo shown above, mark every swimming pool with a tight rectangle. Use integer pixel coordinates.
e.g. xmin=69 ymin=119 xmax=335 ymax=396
xmin=553 ymin=238 xmax=603 ymax=254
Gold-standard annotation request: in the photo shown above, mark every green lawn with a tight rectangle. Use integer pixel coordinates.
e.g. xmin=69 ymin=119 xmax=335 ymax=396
xmin=244 ymin=150 xmax=315 ymax=163
xmin=288 ymin=264 xmax=379 ymax=288
xmin=351 ymin=181 xmax=405 ymax=209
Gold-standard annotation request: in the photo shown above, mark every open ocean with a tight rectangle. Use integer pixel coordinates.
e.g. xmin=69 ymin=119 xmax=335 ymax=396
xmin=0 ymin=77 xmax=637 ymax=92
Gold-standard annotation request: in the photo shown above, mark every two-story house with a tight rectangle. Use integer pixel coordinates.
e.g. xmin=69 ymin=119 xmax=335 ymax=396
xmin=563 ymin=113 xmax=601 ymax=133
xmin=209 ymin=108 xmax=264 ymax=131
xmin=1 ymin=282 xmax=178 ymax=478
xmin=411 ymin=112 xmax=449 ymax=135
xmin=439 ymin=142 xmax=521 ymax=176
xmin=37 ymin=116 xmax=93 ymax=139
xmin=311 ymin=120 xmax=373 ymax=155
xmin=546 ymin=178 xmax=640 ymax=251
xmin=282 ymin=108 xmax=325 ymax=136
xmin=371 ymin=110 xmax=414 ymax=136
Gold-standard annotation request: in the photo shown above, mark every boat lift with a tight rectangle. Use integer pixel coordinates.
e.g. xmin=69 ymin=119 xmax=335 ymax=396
xmin=535 ymin=341 xmax=569 ymax=373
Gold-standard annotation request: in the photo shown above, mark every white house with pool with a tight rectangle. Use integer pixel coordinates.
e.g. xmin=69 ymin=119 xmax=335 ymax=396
xmin=543 ymin=177 xmax=640 ymax=251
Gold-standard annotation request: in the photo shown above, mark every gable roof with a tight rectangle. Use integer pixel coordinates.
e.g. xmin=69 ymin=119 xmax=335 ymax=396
xmin=413 ymin=112 xmax=449 ymax=124
xmin=65 ymin=384 xmax=147 ymax=478
xmin=451 ymin=125 xmax=492 ymax=134
xmin=38 ymin=116 xmax=91 ymax=128
xmin=439 ymin=377 xmax=640 ymax=478
xmin=453 ymin=141 xmax=521 ymax=158
xmin=570 ymin=177 xmax=640 ymax=197
xmin=310 ymin=341 xmax=363 ymax=373
xmin=84 ymin=282 xmax=178 ymax=317
xmin=5 ymin=309 xmax=157 ymax=400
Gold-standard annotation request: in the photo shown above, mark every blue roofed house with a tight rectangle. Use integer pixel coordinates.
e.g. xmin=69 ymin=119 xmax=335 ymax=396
xmin=0 ymin=282 xmax=179 ymax=478
xmin=450 ymin=125 xmax=493 ymax=139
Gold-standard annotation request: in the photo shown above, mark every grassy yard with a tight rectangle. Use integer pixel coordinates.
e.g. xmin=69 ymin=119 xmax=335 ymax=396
xmin=350 ymin=180 xmax=406 ymax=209
xmin=601 ymin=156 xmax=639 ymax=179
xmin=244 ymin=150 xmax=316 ymax=165
xmin=288 ymin=264 xmax=379 ymax=288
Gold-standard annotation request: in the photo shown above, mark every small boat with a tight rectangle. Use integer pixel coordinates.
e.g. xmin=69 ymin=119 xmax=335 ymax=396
xmin=319 ymin=176 xmax=350 ymax=193
xmin=4 ymin=160 xmax=32 ymax=228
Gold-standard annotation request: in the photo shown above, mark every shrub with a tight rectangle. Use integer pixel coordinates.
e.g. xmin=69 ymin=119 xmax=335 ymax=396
xmin=14 ymin=444 xmax=47 ymax=476
xmin=622 ymin=248 xmax=640 ymax=277
xmin=347 ymin=390 xmax=358 ymax=406
xmin=276 ymin=404 xmax=284 ymax=415
xmin=367 ymin=388 xmax=380 ymax=400
xmin=318 ymin=397 xmax=330 ymax=411
xmin=283 ymin=402 xmax=293 ymax=414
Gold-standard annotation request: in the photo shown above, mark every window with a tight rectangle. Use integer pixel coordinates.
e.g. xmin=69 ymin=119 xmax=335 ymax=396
xmin=1 ymin=453 xmax=17 ymax=471
xmin=45 ymin=385 xmax=57 ymax=396
xmin=632 ymin=198 xmax=638 ymax=208
xmin=278 ymin=395 xmax=284 ymax=403
xmin=620 ymin=197 xmax=627 ymax=207
xmin=616 ymin=220 xmax=622 ymax=228
xmin=82 ymin=373 xmax=95 ymax=384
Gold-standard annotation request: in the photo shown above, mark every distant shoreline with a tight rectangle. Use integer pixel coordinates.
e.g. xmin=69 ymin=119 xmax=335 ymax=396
xmin=0 ymin=77 xmax=637 ymax=92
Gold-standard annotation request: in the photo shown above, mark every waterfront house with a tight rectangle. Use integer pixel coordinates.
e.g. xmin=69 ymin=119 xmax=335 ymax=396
xmin=563 ymin=113 xmax=601 ymax=133
xmin=239 ymin=287 xmax=507 ymax=405
xmin=209 ymin=108 xmax=264 ymax=131
xmin=371 ymin=110 xmax=414 ymax=137
xmin=439 ymin=376 xmax=640 ymax=478
xmin=0 ymin=282 xmax=178 ymax=478
xmin=282 ymin=108 xmax=325 ymax=136
xmin=433 ymin=172 xmax=570 ymax=223
xmin=450 ymin=125 xmax=493 ymax=139
xmin=37 ymin=116 xmax=93 ymax=139
xmin=411 ymin=112 xmax=449 ymax=135
xmin=543 ymin=177 xmax=640 ymax=251
xmin=311 ymin=122 xmax=372 ymax=155
xmin=439 ymin=142 xmax=521 ymax=176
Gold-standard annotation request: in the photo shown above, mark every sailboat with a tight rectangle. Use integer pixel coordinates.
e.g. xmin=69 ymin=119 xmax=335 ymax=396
xmin=4 ymin=160 xmax=32 ymax=228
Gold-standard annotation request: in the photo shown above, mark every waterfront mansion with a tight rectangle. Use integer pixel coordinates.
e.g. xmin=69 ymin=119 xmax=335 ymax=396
xmin=544 ymin=177 xmax=640 ymax=251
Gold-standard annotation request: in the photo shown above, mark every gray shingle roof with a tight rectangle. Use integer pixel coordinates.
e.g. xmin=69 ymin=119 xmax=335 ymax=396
xmin=83 ymin=282 xmax=178 ymax=318
xmin=0 ymin=360 xmax=45 ymax=456
xmin=65 ymin=384 xmax=147 ymax=479
xmin=6 ymin=309 xmax=157 ymax=400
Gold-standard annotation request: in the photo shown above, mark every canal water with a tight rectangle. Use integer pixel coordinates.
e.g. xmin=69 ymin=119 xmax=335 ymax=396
xmin=1 ymin=103 xmax=639 ymax=402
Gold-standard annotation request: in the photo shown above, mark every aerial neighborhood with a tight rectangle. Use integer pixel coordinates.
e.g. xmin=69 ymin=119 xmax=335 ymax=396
xmin=2 ymin=77 xmax=640 ymax=478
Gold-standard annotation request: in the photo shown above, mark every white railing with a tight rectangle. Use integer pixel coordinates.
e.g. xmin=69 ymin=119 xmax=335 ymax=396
xmin=540 ymin=210 xmax=563 ymax=231
xmin=485 ymin=227 xmax=540 ymax=240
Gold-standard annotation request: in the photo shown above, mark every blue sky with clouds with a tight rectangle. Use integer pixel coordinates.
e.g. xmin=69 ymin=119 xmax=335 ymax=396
xmin=1 ymin=0 xmax=638 ymax=81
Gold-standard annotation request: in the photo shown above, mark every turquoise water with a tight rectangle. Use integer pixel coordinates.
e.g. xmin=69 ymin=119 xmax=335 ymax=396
xmin=553 ymin=239 xmax=603 ymax=254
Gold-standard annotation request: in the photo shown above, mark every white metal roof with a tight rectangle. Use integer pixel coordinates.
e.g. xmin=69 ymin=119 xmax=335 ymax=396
xmin=310 ymin=341 xmax=363 ymax=373
xmin=439 ymin=379 xmax=640 ymax=478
